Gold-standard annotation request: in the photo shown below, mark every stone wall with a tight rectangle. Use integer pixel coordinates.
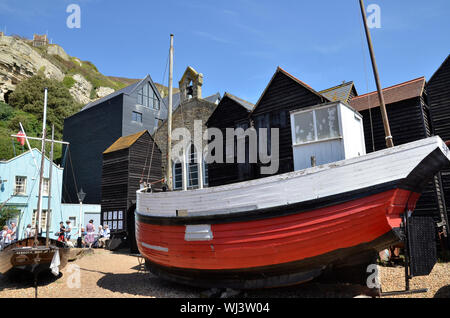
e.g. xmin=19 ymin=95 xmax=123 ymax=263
xmin=154 ymin=97 xmax=218 ymax=175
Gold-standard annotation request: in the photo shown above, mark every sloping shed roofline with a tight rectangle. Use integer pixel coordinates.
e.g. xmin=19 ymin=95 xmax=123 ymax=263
xmin=250 ymin=67 xmax=330 ymax=116
xmin=103 ymin=130 xmax=154 ymax=154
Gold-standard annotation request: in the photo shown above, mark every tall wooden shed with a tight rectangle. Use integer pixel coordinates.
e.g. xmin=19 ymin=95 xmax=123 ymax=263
xmin=427 ymin=55 xmax=450 ymax=239
xmin=350 ymin=77 xmax=449 ymax=236
xmin=206 ymin=93 xmax=255 ymax=187
xmin=101 ymin=130 xmax=162 ymax=251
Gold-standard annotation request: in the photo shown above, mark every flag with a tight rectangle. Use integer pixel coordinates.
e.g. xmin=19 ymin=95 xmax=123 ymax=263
xmin=16 ymin=131 xmax=25 ymax=146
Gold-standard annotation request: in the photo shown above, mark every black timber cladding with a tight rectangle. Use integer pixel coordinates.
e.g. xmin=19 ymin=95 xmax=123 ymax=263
xmin=206 ymin=94 xmax=255 ymax=187
xmin=427 ymin=54 xmax=450 ymax=235
xmin=101 ymin=131 xmax=162 ymax=249
xmin=358 ymin=96 xmax=448 ymax=225
xmin=63 ymin=75 xmax=164 ymax=204
xmin=250 ymin=69 xmax=327 ymax=177
xmin=206 ymin=69 xmax=328 ymax=186
xmin=63 ymin=94 xmax=124 ymax=204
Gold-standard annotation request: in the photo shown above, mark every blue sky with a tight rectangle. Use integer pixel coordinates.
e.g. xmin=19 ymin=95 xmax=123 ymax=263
xmin=1 ymin=0 xmax=449 ymax=103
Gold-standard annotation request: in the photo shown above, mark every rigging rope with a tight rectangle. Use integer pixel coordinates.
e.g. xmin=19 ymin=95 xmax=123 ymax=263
xmin=67 ymin=146 xmax=80 ymax=198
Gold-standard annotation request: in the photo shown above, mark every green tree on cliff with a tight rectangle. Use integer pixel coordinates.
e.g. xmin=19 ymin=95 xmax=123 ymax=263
xmin=8 ymin=74 xmax=81 ymax=137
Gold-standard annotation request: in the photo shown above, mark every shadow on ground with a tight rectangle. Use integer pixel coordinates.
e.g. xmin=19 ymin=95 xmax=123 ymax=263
xmin=434 ymin=285 xmax=450 ymax=298
xmin=245 ymin=281 xmax=375 ymax=298
xmin=96 ymin=270 xmax=374 ymax=298
xmin=0 ymin=269 xmax=63 ymax=291
xmin=96 ymin=272 xmax=203 ymax=298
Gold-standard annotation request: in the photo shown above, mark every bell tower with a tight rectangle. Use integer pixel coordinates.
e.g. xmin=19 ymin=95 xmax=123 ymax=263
xmin=179 ymin=66 xmax=203 ymax=103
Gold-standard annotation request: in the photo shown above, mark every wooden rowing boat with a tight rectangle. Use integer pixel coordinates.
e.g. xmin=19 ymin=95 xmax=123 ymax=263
xmin=0 ymin=237 xmax=69 ymax=275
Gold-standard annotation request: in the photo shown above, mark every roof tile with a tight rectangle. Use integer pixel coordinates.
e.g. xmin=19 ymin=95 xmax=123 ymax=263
xmin=350 ymin=77 xmax=425 ymax=111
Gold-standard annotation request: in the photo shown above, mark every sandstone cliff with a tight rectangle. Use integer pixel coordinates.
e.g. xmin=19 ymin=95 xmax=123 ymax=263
xmin=0 ymin=35 xmax=163 ymax=105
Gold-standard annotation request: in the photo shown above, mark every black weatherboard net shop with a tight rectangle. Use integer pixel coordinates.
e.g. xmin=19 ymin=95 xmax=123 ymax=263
xmin=101 ymin=130 xmax=162 ymax=253
xmin=350 ymin=76 xmax=450 ymax=244
xmin=427 ymin=54 xmax=450 ymax=246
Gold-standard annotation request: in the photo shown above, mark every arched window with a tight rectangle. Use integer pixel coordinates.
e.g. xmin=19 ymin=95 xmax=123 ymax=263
xmin=173 ymin=161 xmax=183 ymax=190
xmin=188 ymin=144 xmax=199 ymax=188
xmin=172 ymin=144 xmax=208 ymax=190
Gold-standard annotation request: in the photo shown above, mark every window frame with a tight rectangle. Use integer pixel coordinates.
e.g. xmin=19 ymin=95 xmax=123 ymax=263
xmin=172 ymin=144 xmax=209 ymax=190
xmin=42 ymin=178 xmax=50 ymax=196
xmin=291 ymin=104 xmax=342 ymax=147
xmin=32 ymin=209 xmax=48 ymax=233
xmin=132 ymin=111 xmax=143 ymax=123
xmin=15 ymin=176 xmax=27 ymax=195
xmin=137 ymin=83 xmax=160 ymax=110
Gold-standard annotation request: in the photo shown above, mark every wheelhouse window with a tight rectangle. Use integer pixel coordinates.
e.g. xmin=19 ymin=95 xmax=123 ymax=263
xmin=137 ymin=83 xmax=160 ymax=110
xmin=292 ymin=105 xmax=340 ymax=145
xmin=15 ymin=176 xmax=27 ymax=195
xmin=132 ymin=111 xmax=143 ymax=123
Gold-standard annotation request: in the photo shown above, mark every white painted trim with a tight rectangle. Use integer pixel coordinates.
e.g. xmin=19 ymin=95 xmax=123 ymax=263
xmin=185 ymin=225 xmax=213 ymax=241
xmin=141 ymin=242 xmax=169 ymax=252
xmin=292 ymin=136 xmax=343 ymax=147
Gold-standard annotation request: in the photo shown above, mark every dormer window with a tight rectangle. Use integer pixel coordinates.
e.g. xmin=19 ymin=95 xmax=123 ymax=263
xmin=137 ymin=83 xmax=160 ymax=110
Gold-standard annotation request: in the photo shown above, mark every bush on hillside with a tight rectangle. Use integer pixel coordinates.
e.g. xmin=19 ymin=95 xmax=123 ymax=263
xmin=8 ymin=75 xmax=81 ymax=137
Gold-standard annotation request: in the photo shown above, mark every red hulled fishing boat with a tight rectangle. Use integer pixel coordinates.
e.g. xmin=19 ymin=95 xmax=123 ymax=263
xmin=135 ymin=137 xmax=450 ymax=288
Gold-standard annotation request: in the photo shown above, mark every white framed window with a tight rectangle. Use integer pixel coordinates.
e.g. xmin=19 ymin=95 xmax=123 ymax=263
xmin=32 ymin=210 xmax=48 ymax=233
xmin=187 ymin=144 xmax=199 ymax=188
xmin=173 ymin=161 xmax=183 ymax=190
xmin=292 ymin=105 xmax=340 ymax=145
xmin=15 ymin=176 xmax=27 ymax=195
xmin=203 ymin=163 xmax=209 ymax=187
xmin=69 ymin=216 xmax=77 ymax=227
xmin=172 ymin=144 xmax=209 ymax=190
xmin=42 ymin=178 xmax=50 ymax=196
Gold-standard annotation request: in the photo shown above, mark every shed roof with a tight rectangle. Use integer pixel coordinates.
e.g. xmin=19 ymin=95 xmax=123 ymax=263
xmin=349 ymin=77 xmax=425 ymax=111
xmin=103 ymin=130 xmax=148 ymax=154
xmin=428 ymin=54 xmax=450 ymax=84
xmin=251 ymin=67 xmax=329 ymax=115
xmin=223 ymin=92 xmax=255 ymax=111
xmin=319 ymin=81 xmax=356 ymax=103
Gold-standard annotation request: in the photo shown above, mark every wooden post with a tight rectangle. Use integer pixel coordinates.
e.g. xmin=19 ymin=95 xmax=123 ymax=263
xmin=359 ymin=0 xmax=394 ymax=148
xmin=34 ymin=88 xmax=48 ymax=245
xmin=167 ymin=34 xmax=174 ymax=190
xmin=45 ymin=125 xmax=54 ymax=248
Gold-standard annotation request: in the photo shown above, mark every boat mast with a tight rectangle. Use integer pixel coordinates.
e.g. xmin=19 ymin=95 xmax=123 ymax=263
xmin=45 ymin=125 xmax=55 ymax=248
xmin=34 ymin=88 xmax=48 ymax=246
xmin=358 ymin=0 xmax=394 ymax=148
xmin=166 ymin=34 xmax=174 ymax=190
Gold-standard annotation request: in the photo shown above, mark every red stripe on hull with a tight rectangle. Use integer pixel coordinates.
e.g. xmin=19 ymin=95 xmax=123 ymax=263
xmin=136 ymin=189 xmax=418 ymax=270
